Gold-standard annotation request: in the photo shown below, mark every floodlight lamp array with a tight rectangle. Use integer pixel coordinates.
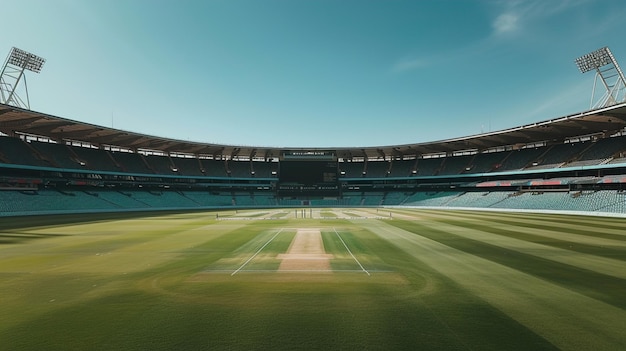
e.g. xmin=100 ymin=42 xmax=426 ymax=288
xmin=575 ymin=47 xmax=613 ymax=73
xmin=8 ymin=47 xmax=45 ymax=73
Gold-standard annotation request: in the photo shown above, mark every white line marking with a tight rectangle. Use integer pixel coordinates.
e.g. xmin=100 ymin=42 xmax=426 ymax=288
xmin=333 ymin=227 xmax=370 ymax=276
xmin=231 ymin=228 xmax=284 ymax=276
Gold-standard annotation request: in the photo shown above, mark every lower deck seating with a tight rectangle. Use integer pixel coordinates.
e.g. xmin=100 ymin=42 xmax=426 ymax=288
xmin=0 ymin=189 xmax=624 ymax=216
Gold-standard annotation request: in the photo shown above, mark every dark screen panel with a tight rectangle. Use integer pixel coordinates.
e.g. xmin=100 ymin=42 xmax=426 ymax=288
xmin=279 ymin=161 xmax=338 ymax=185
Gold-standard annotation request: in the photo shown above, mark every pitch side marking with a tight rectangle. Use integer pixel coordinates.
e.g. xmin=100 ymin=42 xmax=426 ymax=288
xmin=231 ymin=228 xmax=284 ymax=276
xmin=333 ymin=227 xmax=370 ymax=276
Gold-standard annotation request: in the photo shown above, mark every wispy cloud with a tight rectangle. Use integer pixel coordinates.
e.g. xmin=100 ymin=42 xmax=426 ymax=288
xmin=390 ymin=0 xmax=593 ymax=75
xmin=492 ymin=13 xmax=519 ymax=34
xmin=391 ymin=58 xmax=429 ymax=73
xmin=490 ymin=0 xmax=591 ymax=37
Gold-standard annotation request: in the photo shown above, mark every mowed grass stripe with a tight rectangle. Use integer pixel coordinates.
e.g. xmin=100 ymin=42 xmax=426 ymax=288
xmin=16 ymin=217 xmax=507 ymax=350
xmin=463 ymin=219 xmax=626 ymax=260
xmin=410 ymin=215 xmax=626 ymax=280
xmin=368 ymin=220 xmax=626 ymax=350
xmin=1 ymin=209 xmax=623 ymax=350
xmin=0 ymin=219 xmax=240 ymax=274
xmin=426 ymin=209 xmax=626 ymax=240
xmin=0 ymin=219 xmax=256 ymax=332
xmin=424 ymin=207 xmax=626 ymax=229
xmin=389 ymin=219 xmax=626 ymax=309
xmin=479 ymin=210 xmax=626 ymax=231
xmin=451 ymin=209 xmax=626 ymax=241
xmin=340 ymin=223 xmax=557 ymax=350
xmin=63 ymin=223 xmax=248 ymax=274
xmin=416 ymin=211 xmax=626 ymax=261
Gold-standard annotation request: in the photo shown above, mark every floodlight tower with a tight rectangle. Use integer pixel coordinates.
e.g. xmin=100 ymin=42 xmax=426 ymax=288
xmin=575 ymin=47 xmax=626 ymax=109
xmin=0 ymin=47 xmax=46 ymax=109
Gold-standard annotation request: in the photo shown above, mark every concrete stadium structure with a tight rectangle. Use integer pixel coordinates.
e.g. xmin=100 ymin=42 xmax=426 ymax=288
xmin=1 ymin=101 xmax=626 ymax=216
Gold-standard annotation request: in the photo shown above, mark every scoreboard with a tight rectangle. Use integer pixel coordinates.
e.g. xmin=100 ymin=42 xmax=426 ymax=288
xmin=278 ymin=151 xmax=339 ymax=197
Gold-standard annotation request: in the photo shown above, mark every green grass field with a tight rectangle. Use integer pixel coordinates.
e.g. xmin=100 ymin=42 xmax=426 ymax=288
xmin=1 ymin=208 xmax=625 ymax=350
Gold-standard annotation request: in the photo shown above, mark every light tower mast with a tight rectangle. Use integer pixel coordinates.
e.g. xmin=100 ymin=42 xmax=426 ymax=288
xmin=0 ymin=47 xmax=46 ymax=109
xmin=575 ymin=47 xmax=626 ymax=109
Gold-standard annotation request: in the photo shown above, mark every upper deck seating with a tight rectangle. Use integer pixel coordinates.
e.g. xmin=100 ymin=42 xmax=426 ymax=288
xmin=497 ymin=147 xmax=545 ymax=171
xmin=526 ymin=142 xmax=590 ymax=170
xmin=72 ymin=146 xmax=121 ymax=172
xmin=414 ymin=157 xmax=444 ymax=176
xmin=251 ymin=161 xmax=278 ymax=178
xmin=170 ymin=157 xmax=205 ymax=176
xmin=439 ymin=154 xmax=474 ymax=175
xmin=389 ymin=159 xmax=417 ymax=177
xmin=144 ymin=154 xmax=178 ymax=175
xmin=228 ymin=160 xmax=252 ymax=178
xmin=111 ymin=151 xmax=154 ymax=174
xmin=0 ymin=137 xmax=50 ymax=167
xmin=30 ymin=141 xmax=81 ymax=169
xmin=566 ymin=136 xmax=626 ymax=167
xmin=470 ymin=152 xmax=508 ymax=173
xmin=200 ymin=159 xmax=229 ymax=177
xmin=339 ymin=161 xmax=365 ymax=178
xmin=365 ymin=161 xmax=390 ymax=178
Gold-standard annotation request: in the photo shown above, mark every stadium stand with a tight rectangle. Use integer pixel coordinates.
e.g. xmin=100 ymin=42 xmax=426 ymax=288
xmin=414 ymin=157 xmax=444 ymax=176
xmin=170 ymin=156 xmax=205 ymax=176
xmin=96 ymin=191 xmax=149 ymax=209
xmin=250 ymin=193 xmax=277 ymax=206
xmin=566 ymin=136 xmax=626 ymax=167
xmin=339 ymin=161 xmax=365 ymax=177
xmin=1 ymin=102 xmax=626 ymax=217
xmin=497 ymin=147 xmax=545 ymax=171
xmin=228 ymin=160 xmax=252 ymax=178
xmin=30 ymin=141 xmax=82 ymax=169
xmin=361 ymin=192 xmax=385 ymax=206
xmin=470 ymin=151 xmax=508 ymax=173
xmin=388 ymin=159 xmax=417 ymax=177
xmin=6 ymin=188 xmax=626 ymax=214
xmin=0 ymin=137 xmax=51 ymax=167
xmin=234 ymin=193 xmax=255 ymax=206
xmin=403 ymin=191 xmax=459 ymax=206
xmin=438 ymin=154 xmax=475 ymax=175
xmin=111 ymin=151 xmax=154 ymax=174
xmin=381 ymin=191 xmax=408 ymax=205
xmin=365 ymin=160 xmax=391 ymax=177
xmin=526 ymin=142 xmax=591 ymax=170
xmin=443 ymin=191 xmax=510 ymax=208
xmin=0 ymin=190 xmax=118 ymax=214
xmin=71 ymin=146 xmax=121 ymax=172
xmin=200 ymin=159 xmax=229 ymax=177
xmin=250 ymin=160 xmax=278 ymax=178
xmin=145 ymin=154 xmax=178 ymax=175
xmin=182 ymin=191 xmax=233 ymax=207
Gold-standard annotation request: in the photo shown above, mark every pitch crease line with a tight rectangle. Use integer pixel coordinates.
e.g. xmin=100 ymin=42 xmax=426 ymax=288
xmin=231 ymin=228 xmax=284 ymax=276
xmin=333 ymin=227 xmax=370 ymax=276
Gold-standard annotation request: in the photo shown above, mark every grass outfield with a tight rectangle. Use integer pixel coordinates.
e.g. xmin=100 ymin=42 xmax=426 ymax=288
xmin=0 ymin=208 xmax=625 ymax=350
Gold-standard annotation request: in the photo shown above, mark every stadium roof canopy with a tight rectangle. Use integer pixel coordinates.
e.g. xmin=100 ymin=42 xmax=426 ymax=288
xmin=1 ymin=102 xmax=626 ymax=160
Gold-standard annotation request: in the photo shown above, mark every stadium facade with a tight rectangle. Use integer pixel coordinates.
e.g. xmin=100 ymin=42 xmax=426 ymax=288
xmin=1 ymin=101 xmax=626 ymax=216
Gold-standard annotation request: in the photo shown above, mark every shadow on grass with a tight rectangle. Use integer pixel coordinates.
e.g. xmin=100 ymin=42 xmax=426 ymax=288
xmin=0 ymin=232 xmax=68 ymax=244
xmin=0 ymin=209 xmax=218 ymax=231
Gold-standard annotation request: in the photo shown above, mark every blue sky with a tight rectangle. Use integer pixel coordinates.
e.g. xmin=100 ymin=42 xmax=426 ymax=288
xmin=3 ymin=0 xmax=626 ymax=148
